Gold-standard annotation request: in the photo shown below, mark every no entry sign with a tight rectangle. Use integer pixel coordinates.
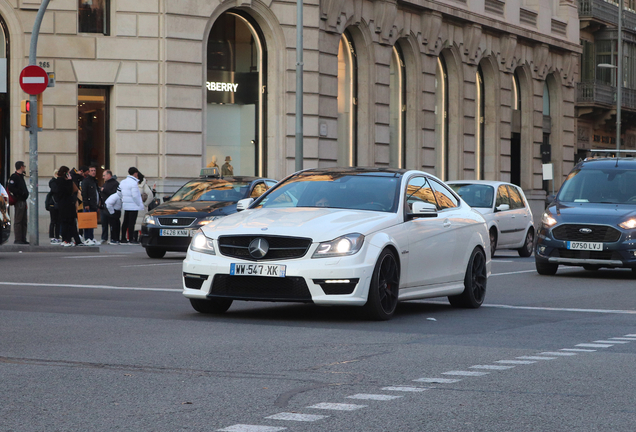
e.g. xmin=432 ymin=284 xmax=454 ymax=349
xmin=19 ymin=65 xmax=49 ymax=95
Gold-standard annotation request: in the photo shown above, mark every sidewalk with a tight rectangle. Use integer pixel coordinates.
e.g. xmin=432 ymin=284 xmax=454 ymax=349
xmin=2 ymin=231 xmax=145 ymax=254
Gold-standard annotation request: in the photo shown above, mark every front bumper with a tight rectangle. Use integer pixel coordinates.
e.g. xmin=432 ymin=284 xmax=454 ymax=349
xmin=535 ymin=224 xmax=636 ymax=268
xmin=182 ymin=242 xmax=377 ymax=306
xmin=141 ymin=225 xmax=197 ymax=252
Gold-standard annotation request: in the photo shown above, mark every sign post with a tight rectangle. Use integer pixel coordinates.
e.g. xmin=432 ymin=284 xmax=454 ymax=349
xmin=23 ymin=0 xmax=51 ymax=246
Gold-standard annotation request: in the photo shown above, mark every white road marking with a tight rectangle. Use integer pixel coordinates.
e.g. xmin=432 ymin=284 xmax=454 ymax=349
xmin=64 ymin=255 xmax=128 ymax=259
xmin=481 ymin=303 xmax=636 ymax=315
xmin=610 ymin=337 xmax=636 ymax=341
xmin=470 ymin=365 xmax=515 ymax=370
xmin=625 ymin=334 xmax=636 ymax=337
xmin=382 ymin=386 xmax=428 ymax=392
xmin=594 ymin=340 xmax=629 ymax=344
xmin=413 ymin=378 xmax=461 ymax=384
xmin=492 ymin=260 xmax=516 ymax=263
xmin=122 ymin=262 xmax=182 ymax=268
xmin=496 ymin=360 xmax=536 ymax=365
xmin=0 ymin=281 xmax=180 ymax=292
xmin=576 ymin=343 xmax=613 ymax=348
xmin=265 ymin=413 xmax=327 ymax=422
xmin=442 ymin=371 xmax=489 ymax=376
xmin=491 ymin=270 xmax=538 ymax=276
xmin=539 ymin=352 xmax=577 ymax=356
xmin=217 ymin=426 xmax=286 ymax=432
xmin=346 ymin=394 xmax=402 ymax=401
xmin=307 ymin=403 xmax=366 ymax=411
xmin=516 ymin=356 xmax=556 ymax=360
xmin=561 ymin=348 xmax=596 ymax=352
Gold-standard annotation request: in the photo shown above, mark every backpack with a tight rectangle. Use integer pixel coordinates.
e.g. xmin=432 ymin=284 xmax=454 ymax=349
xmin=45 ymin=191 xmax=57 ymax=211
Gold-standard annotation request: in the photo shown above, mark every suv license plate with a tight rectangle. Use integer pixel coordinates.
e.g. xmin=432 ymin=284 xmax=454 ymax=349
xmin=567 ymin=241 xmax=603 ymax=251
xmin=230 ymin=263 xmax=286 ymax=277
xmin=160 ymin=229 xmax=192 ymax=237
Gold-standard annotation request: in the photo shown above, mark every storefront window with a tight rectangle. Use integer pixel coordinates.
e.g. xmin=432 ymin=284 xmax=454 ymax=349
xmin=206 ymin=12 xmax=265 ymax=176
xmin=78 ymin=86 xmax=109 ymax=177
xmin=389 ymin=45 xmax=405 ymax=169
xmin=435 ymin=57 xmax=448 ymax=180
xmin=78 ymin=0 xmax=109 ymax=35
xmin=337 ymin=31 xmax=357 ymax=166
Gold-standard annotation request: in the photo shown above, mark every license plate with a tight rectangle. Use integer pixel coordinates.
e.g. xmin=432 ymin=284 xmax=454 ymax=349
xmin=230 ymin=263 xmax=287 ymax=277
xmin=567 ymin=241 xmax=603 ymax=251
xmin=160 ymin=229 xmax=193 ymax=237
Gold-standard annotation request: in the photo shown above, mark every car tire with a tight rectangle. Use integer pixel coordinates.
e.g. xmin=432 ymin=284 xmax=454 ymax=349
xmin=190 ymin=298 xmax=233 ymax=314
xmin=489 ymin=228 xmax=497 ymax=258
xmin=363 ymin=249 xmax=400 ymax=321
xmin=145 ymin=247 xmax=166 ymax=259
xmin=535 ymin=259 xmax=558 ymax=275
xmin=517 ymin=228 xmax=534 ymax=257
xmin=448 ymin=247 xmax=487 ymax=309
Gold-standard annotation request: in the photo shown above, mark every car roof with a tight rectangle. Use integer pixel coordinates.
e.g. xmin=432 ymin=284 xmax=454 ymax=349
xmin=575 ymin=157 xmax=636 ymax=170
xmin=296 ymin=167 xmax=409 ymax=176
xmin=193 ymin=176 xmax=274 ymax=183
xmin=446 ymin=180 xmax=516 ymax=188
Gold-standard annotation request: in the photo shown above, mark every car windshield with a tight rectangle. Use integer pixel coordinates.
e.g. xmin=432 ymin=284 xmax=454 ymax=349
xmin=558 ymin=168 xmax=636 ymax=204
xmin=449 ymin=184 xmax=494 ymax=208
xmin=170 ymin=179 xmax=250 ymax=202
xmin=254 ymin=172 xmax=400 ymax=212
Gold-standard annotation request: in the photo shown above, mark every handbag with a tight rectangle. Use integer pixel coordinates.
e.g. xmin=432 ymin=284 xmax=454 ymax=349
xmin=77 ymin=211 xmax=98 ymax=229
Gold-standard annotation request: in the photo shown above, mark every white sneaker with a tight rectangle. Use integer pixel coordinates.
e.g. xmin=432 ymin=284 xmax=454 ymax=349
xmin=62 ymin=241 xmax=74 ymax=247
xmin=79 ymin=235 xmax=85 ymax=243
xmin=84 ymin=239 xmax=96 ymax=246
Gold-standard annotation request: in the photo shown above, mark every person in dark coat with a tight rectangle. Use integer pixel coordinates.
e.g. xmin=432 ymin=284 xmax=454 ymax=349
xmin=8 ymin=161 xmax=29 ymax=244
xmin=54 ymin=166 xmax=82 ymax=247
xmin=99 ymin=169 xmax=119 ymax=244
xmin=48 ymin=170 xmax=61 ymax=243
xmin=81 ymin=166 xmax=99 ymax=245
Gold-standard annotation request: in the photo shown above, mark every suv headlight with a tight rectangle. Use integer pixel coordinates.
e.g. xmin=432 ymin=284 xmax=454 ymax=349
xmin=198 ymin=215 xmax=224 ymax=227
xmin=619 ymin=218 xmax=636 ymax=230
xmin=541 ymin=211 xmax=557 ymax=228
xmin=143 ymin=214 xmax=156 ymax=225
xmin=312 ymin=233 xmax=364 ymax=258
xmin=190 ymin=231 xmax=216 ymax=255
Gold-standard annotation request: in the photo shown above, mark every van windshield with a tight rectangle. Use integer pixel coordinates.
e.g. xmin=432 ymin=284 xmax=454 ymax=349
xmin=557 ymin=169 xmax=636 ymax=204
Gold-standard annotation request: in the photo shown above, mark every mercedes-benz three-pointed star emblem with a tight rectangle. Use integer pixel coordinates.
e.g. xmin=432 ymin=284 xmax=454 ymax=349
xmin=248 ymin=238 xmax=269 ymax=259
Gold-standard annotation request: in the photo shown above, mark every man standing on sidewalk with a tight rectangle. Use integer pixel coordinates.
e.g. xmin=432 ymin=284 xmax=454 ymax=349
xmin=80 ymin=166 xmax=99 ymax=245
xmin=100 ymin=170 xmax=119 ymax=244
xmin=8 ymin=161 xmax=29 ymax=244
xmin=119 ymin=167 xmax=144 ymax=244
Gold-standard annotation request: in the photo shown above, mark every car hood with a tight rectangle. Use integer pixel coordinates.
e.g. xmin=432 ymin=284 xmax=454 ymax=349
xmin=472 ymin=207 xmax=493 ymax=216
xmin=201 ymin=207 xmax=399 ymax=242
xmin=149 ymin=200 xmax=236 ymax=217
xmin=550 ymin=201 xmax=636 ymax=224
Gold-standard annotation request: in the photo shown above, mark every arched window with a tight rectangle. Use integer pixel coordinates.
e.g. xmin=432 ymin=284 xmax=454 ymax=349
xmin=435 ymin=56 xmax=449 ymax=180
xmin=475 ymin=65 xmax=485 ymax=179
xmin=337 ymin=30 xmax=358 ymax=166
xmin=389 ymin=45 xmax=406 ymax=168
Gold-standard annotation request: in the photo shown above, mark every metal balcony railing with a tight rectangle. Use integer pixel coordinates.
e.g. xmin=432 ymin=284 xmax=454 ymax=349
xmin=579 ymin=0 xmax=636 ymax=29
xmin=577 ymin=81 xmax=636 ymax=110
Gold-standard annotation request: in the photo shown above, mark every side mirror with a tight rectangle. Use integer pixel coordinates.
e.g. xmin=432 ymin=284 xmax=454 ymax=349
xmin=496 ymin=204 xmax=510 ymax=212
xmin=236 ymin=198 xmax=254 ymax=212
xmin=408 ymin=201 xmax=438 ymax=219
xmin=163 ymin=195 xmax=172 ymax=202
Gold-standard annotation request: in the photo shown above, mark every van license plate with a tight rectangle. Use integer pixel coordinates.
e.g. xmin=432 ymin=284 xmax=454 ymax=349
xmin=567 ymin=241 xmax=603 ymax=251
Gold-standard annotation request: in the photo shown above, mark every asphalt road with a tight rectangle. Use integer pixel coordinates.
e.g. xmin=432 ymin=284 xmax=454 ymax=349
xmin=1 ymin=247 xmax=635 ymax=432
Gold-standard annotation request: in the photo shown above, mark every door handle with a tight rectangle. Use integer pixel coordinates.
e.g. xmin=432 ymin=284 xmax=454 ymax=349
xmin=443 ymin=219 xmax=451 ymax=228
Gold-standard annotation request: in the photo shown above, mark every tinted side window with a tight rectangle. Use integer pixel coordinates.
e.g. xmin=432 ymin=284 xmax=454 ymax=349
xmin=430 ymin=180 xmax=458 ymax=209
xmin=406 ymin=177 xmax=437 ymax=211
xmin=506 ymin=185 xmax=524 ymax=209
xmin=496 ymin=185 xmax=510 ymax=208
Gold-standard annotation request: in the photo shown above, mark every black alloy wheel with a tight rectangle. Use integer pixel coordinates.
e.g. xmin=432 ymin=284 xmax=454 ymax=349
xmin=489 ymin=229 xmax=497 ymax=258
xmin=145 ymin=247 xmax=166 ymax=259
xmin=364 ymin=249 xmax=400 ymax=320
xmin=448 ymin=247 xmax=487 ymax=308
xmin=518 ymin=228 xmax=534 ymax=257
xmin=190 ymin=298 xmax=233 ymax=314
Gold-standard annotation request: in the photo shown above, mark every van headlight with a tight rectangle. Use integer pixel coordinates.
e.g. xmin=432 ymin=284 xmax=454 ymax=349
xmin=619 ymin=218 xmax=636 ymax=230
xmin=190 ymin=231 xmax=216 ymax=255
xmin=313 ymin=233 xmax=364 ymax=258
xmin=541 ymin=212 xmax=557 ymax=228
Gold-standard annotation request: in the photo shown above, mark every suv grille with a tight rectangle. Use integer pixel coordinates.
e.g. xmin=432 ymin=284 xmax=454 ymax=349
xmin=158 ymin=217 xmax=196 ymax=227
xmin=209 ymin=275 xmax=312 ymax=302
xmin=552 ymin=224 xmax=621 ymax=242
xmin=218 ymin=235 xmax=312 ymax=261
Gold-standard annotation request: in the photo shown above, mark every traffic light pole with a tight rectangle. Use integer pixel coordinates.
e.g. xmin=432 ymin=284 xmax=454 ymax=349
xmin=26 ymin=0 xmax=50 ymax=246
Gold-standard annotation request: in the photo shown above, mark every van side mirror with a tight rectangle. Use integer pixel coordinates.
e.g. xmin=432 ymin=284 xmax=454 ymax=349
xmin=408 ymin=201 xmax=438 ymax=220
xmin=236 ymin=198 xmax=254 ymax=212
xmin=495 ymin=204 xmax=510 ymax=212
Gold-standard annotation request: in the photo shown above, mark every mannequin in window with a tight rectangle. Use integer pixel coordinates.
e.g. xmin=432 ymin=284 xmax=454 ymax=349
xmin=222 ymin=156 xmax=234 ymax=176
xmin=207 ymin=155 xmax=219 ymax=168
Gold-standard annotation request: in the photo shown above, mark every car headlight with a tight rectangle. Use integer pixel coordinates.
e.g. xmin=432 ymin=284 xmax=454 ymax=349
xmin=143 ymin=214 xmax=156 ymax=225
xmin=541 ymin=212 xmax=557 ymax=228
xmin=190 ymin=231 xmax=216 ymax=255
xmin=619 ymin=218 xmax=636 ymax=230
xmin=198 ymin=215 xmax=224 ymax=226
xmin=312 ymin=233 xmax=364 ymax=258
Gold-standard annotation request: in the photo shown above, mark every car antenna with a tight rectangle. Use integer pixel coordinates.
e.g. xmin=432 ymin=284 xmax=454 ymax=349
xmin=589 ymin=149 xmax=636 ymax=167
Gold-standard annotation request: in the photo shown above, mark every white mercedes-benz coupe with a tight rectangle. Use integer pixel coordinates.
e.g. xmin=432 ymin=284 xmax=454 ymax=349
xmin=182 ymin=168 xmax=491 ymax=320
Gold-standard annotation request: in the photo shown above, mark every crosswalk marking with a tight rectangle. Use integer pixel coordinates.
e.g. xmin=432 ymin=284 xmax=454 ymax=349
xmin=307 ymin=403 xmax=366 ymax=411
xmin=539 ymin=352 xmax=577 ymax=356
xmin=265 ymin=413 xmax=328 ymax=422
xmin=516 ymin=356 xmax=555 ymax=360
xmin=382 ymin=386 xmax=428 ymax=392
xmin=495 ymin=360 xmax=536 ymax=365
xmin=561 ymin=348 xmax=596 ymax=352
xmin=624 ymin=334 xmax=636 ymax=337
xmin=442 ymin=371 xmax=489 ymax=376
xmin=610 ymin=337 xmax=636 ymax=341
xmin=470 ymin=365 xmax=515 ymax=370
xmin=346 ymin=394 xmax=402 ymax=401
xmin=413 ymin=377 xmax=461 ymax=383
xmin=594 ymin=340 xmax=628 ymax=344
xmin=217 ymin=425 xmax=286 ymax=432
xmin=576 ymin=343 xmax=613 ymax=348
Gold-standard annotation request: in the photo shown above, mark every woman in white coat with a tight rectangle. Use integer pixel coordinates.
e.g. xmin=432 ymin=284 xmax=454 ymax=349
xmin=118 ymin=167 xmax=145 ymax=244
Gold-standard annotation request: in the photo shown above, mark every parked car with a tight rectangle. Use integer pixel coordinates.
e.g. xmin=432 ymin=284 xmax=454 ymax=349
xmin=534 ymin=157 xmax=636 ymax=275
xmin=141 ymin=168 xmax=277 ymax=258
xmin=447 ymin=180 xmax=534 ymax=258
xmin=0 ymin=195 xmax=10 ymax=245
xmin=182 ymin=167 xmax=491 ymax=320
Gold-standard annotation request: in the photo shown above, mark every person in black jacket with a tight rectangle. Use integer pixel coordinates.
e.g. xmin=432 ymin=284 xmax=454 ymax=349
xmin=48 ymin=170 xmax=61 ymax=243
xmin=99 ymin=170 xmax=119 ymax=244
xmin=8 ymin=161 xmax=29 ymax=244
xmin=80 ymin=166 xmax=99 ymax=245
xmin=54 ymin=166 xmax=82 ymax=247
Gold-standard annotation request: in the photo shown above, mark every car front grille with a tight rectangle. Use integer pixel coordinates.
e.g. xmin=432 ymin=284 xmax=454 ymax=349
xmin=209 ymin=274 xmax=312 ymax=302
xmin=158 ymin=217 xmax=196 ymax=227
xmin=550 ymin=249 xmax=621 ymax=261
xmin=218 ymin=235 xmax=312 ymax=261
xmin=552 ymin=224 xmax=621 ymax=242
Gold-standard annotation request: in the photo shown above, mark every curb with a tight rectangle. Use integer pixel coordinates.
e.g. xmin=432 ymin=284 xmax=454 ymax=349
xmin=1 ymin=244 xmax=101 ymax=253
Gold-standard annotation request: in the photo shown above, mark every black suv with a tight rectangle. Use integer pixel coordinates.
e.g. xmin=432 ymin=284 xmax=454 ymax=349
xmin=141 ymin=168 xmax=276 ymax=258
xmin=535 ymin=158 xmax=636 ymax=275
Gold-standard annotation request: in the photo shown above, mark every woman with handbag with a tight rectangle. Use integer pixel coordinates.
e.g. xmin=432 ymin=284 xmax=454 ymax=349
xmin=47 ymin=169 xmax=61 ymax=244
xmin=54 ymin=166 xmax=83 ymax=247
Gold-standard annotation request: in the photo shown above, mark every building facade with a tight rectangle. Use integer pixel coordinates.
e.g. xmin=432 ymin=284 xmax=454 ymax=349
xmin=0 ymin=0 xmax=580 ymax=225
